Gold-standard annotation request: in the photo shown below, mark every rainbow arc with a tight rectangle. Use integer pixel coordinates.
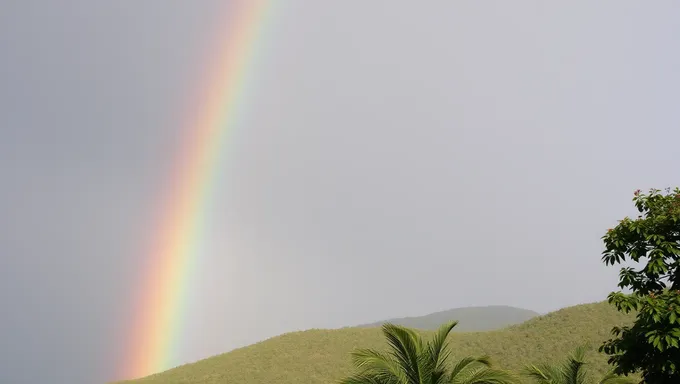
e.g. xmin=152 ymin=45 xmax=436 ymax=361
xmin=122 ymin=1 xmax=271 ymax=379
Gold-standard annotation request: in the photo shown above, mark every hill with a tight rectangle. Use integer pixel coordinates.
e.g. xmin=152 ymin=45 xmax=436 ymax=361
xmin=116 ymin=301 xmax=635 ymax=384
xmin=357 ymin=305 xmax=540 ymax=331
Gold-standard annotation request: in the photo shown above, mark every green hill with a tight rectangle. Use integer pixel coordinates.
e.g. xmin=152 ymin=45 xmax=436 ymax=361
xmin=116 ymin=301 xmax=635 ymax=384
xmin=358 ymin=305 xmax=540 ymax=331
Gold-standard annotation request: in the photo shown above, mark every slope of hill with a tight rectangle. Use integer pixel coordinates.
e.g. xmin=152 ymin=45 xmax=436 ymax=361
xmin=358 ymin=305 xmax=540 ymax=331
xmin=116 ymin=301 xmax=635 ymax=384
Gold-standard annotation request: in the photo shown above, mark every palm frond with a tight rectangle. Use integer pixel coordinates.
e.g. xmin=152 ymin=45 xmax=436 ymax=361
xmin=454 ymin=366 xmax=521 ymax=384
xmin=381 ymin=323 xmax=423 ymax=384
xmin=349 ymin=348 xmax=407 ymax=383
xmin=523 ymin=363 xmax=562 ymax=384
xmin=570 ymin=344 xmax=589 ymax=362
xmin=427 ymin=321 xmax=458 ymax=369
xmin=429 ymin=367 xmax=450 ymax=384
xmin=450 ymin=356 xmax=493 ymax=382
xmin=562 ymin=346 xmax=588 ymax=384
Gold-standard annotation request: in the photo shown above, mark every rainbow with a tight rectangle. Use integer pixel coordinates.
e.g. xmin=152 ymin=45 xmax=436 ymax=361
xmin=122 ymin=1 xmax=272 ymax=379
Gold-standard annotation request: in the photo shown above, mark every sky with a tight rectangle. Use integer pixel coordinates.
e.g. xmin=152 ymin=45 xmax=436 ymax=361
xmin=1 ymin=1 xmax=679 ymax=383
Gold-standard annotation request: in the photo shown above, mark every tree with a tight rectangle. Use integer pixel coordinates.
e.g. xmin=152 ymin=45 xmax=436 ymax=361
xmin=599 ymin=187 xmax=680 ymax=383
xmin=339 ymin=321 xmax=519 ymax=384
xmin=524 ymin=345 xmax=636 ymax=384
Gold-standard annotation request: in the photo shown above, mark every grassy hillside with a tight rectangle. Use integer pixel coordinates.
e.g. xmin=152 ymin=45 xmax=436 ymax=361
xmin=358 ymin=305 xmax=540 ymax=331
xmin=117 ymin=301 xmax=635 ymax=384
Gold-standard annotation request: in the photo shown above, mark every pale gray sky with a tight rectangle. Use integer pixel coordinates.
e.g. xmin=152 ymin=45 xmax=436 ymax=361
xmin=1 ymin=1 xmax=679 ymax=383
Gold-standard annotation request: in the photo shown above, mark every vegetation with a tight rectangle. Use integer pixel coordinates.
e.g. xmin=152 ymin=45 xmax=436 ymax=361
xmin=524 ymin=345 xmax=634 ymax=384
xmin=600 ymin=188 xmax=680 ymax=383
xmin=340 ymin=321 xmax=518 ymax=384
xmin=359 ymin=306 xmax=539 ymax=332
xmin=114 ymin=189 xmax=680 ymax=384
xmin=115 ymin=302 xmax=634 ymax=384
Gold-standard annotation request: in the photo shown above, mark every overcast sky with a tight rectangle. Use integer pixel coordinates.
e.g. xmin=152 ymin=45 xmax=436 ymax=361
xmin=2 ymin=1 xmax=679 ymax=383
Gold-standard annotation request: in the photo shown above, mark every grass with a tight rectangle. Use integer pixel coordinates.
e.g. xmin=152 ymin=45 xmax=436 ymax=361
xmin=115 ymin=301 xmax=635 ymax=384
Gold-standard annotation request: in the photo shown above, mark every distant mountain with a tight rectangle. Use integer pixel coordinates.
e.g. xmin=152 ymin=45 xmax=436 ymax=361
xmin=357 ymin=305 xmax=540 ymax=331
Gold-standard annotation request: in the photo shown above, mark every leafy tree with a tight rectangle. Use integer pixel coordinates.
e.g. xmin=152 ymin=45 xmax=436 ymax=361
xmin=599 ymin=187 xmax=680 ymax=383
xmin=524 ymin=345 xmax=636 ymax=384
xmin=339 ymin=321 xmax=518 ymax=384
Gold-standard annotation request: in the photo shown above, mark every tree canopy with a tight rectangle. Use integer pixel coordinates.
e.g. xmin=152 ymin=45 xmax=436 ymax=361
xmin=600 ymin=187 xmax=680 ymax=383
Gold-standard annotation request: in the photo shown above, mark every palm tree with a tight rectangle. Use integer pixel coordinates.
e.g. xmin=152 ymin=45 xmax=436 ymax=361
xmin=523 ymin=345 xmax=636 ymax=384
xmin=339 ymin=321 xmax=519 ymax=384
